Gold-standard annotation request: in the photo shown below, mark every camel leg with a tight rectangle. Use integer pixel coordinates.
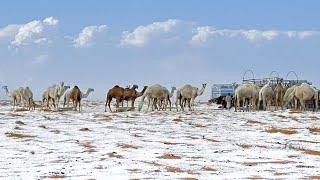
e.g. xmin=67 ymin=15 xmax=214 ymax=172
xmin=147 ymin=98 xmax=151 ymax=112
xmin=28 ymin=98 xmax=31 ymax=110
xmin=105 ymin=98 xmax=108 ymax=112
xmin=52 ymin=99 xmax=56 ymax=110
xmin=168 ymin=99 xmax=171 ymax=111
xmin=175 ymin=97 xmax=180 ymax=112
xmin=180 ymin=98 xmax=184 ymax=111
xmin=131 ymin=100 xmax=135 ymax=111
xmin=116 ymin=99 xmax=120 ymax=109
xmin=188 ymin=99 xmax=192 ymax=111
xmin=108 ymin=98 xmax=112 ymax=112
xmin=190 ymin=98 xmax=194 ymax=111
xmin=150 ymin=98 xmax=155 ymax=111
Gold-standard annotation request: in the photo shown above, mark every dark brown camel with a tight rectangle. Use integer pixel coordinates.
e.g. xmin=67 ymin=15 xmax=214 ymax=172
xmin=122 ymin=85 xmax=138 ymax=107
xmin=123 ymin=85 xmax=148 ymax=110
xmin=71 ymin=86 xmax=81 ymax=112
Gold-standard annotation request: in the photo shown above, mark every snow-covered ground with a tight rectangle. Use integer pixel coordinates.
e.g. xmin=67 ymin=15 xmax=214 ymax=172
xmin=0 ymin=100 xmax=320 ymax=179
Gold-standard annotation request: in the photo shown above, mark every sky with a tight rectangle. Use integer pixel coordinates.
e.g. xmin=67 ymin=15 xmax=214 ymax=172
xmin=0 ymin=0 xmax=320 ymax=101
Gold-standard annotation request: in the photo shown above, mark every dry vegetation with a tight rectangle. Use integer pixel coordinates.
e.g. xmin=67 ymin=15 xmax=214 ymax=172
xmin=266 ymin=127 xmax=298 ymax=135
xmin=158 ymin=153 xmax=182 ymax=159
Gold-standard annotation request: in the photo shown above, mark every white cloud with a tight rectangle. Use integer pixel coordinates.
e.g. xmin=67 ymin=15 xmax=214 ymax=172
xmin=73 ymin=25 xmax=107 ymax=48
xmin=190 ymin=26 xmax=320 ymax=45
xmin=32 ymin=54 xmax=49 ymax=64
xmin=0 ymin=24 xmax=20 ymax=40
xmin=120 ymin=19 xmax=179 ymax=47
xmin=10 ymin=17 xmax=58 ymax=47
xmin=34 ymin=37 xmax=51 ymax=44
xmin=43 ymin=17 xmax=59 ymax=25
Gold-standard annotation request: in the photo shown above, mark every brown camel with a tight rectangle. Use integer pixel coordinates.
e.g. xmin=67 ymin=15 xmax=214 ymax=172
xmin=105 ymin=85 xmax=148 ymax=112
xmin=122 ymin=85 xmax=138 ymax=107
xmin=71 ymin=86 xmax=81 ymax=112
xmin=123 ymin=85 xmax=148 ymax=110
xmin=105 ymin=85 xmax=125 ymax=112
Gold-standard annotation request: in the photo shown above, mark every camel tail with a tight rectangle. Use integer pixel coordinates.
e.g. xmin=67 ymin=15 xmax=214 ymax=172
xmin=138 ymin=94 xmax=146 ymax=111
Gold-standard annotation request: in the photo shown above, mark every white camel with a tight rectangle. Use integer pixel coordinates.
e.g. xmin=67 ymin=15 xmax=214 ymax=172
xmin=283 ymin=85 xmax=297 ymax=108
xmin=157 ymin=86 xmax=176 ymax=111
xmin=20 ymin=86 xmax=34 ymax=110
xmin=234 ymin=82 xmax=259 ymax=112
xmin=138 ymin=84 xmax=168 ymax=112
xmin=259 ymin=82 xmax=274 ymax=111
xmin=176 ymin=84 xmax=206 ymax=111
xmin=2 ymin=86 xmax=23 ymax=108
xmin=63 ymin=88 xmax=94 ymax=107
xmin=44 ymin=82 xmax=70 ymax=109
xmin=290 ymin=83 xmax=318 ymax=111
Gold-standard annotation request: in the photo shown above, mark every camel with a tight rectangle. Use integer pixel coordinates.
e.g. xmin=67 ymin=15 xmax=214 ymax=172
xmin=290 ymin=83 xmax=318 ymax=111
xmin=64 ymin=88 xmax=94 ymax=107
xmin=105 ymin=85 xmax=148 ymax=112
xmin=44 ymin=82 xmax=70 ymax=109
xmin=176 ymin=84 xmax=206 ymax=111
xmin=20 ymin=87 xmax=35 ymax=110
xmin=234 ymin=82 xmax=259 ymax=112
xmin=122 ymin=85 xmax=148 ymax=110
xmin=122 ymin=84 xmax=138 ymax=107
xmin=70 ymin=86 xmax=81 ymax=112
xmin=2 ymin=86 xmax=23 ymax=108
xmin=138 ymin=84 xmax=168 ymax=112
xmin=157 ymin=86 xmax=176 ymax=111
xmin=283 ymin=85 xmax=297 ymax=108
xmin=274 ymin=82 xmax=286 ymax=110
xmin=259 ymin=82 xmax=274 ymax=111
xmin=105 ymin=85 xmax=125 ymax=112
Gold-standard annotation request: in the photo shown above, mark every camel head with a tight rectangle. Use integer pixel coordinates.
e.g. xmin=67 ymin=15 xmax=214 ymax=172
xmin=202 ymin=83 xmax=207 ymax=89
xmin=88 ymin=88 xmax=94 ymax=92
xmin=131 ymin=84 xmax=138 ymax=90
xmin=172 ymin=86 xmax=177 ymax=91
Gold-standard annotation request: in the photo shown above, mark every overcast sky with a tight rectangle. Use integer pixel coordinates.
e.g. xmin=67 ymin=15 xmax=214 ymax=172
xmin=0 ymin=0 xmax=319 ymax=101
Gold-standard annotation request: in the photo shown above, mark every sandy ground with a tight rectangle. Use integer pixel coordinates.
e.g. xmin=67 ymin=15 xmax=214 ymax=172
xmin=0 ymin=100 xmax=320 ymax=179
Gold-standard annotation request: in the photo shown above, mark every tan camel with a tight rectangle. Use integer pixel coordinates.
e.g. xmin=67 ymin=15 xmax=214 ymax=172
xmin=274 ymin=82 xmax=286 ymax=110
xmin=283 ymin=85 xmax=297 ymax=108
xmin=259 ymin=82 xmax=274 ymax=111
xmin=292 ymin=83 xmax=318 ymax=111
xmin=138 ymin=84 xmax=168 ymax=112
xmin=2 ymin=86 xmax=23 ymax=108
xmin=70 ymin=86 xmax=81 ymax=112
xmin=176 ymin=84 xmax=206 ymax=111
xmin=234 ymin=82 xmax=259 ymax=112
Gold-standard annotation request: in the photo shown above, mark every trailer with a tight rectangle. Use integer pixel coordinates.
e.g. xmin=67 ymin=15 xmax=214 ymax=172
xmin=211 ymin=84 xmax=236 ymax=99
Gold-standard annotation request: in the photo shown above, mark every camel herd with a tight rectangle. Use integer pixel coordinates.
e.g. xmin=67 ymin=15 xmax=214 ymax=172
xmin=1 ymin=82 xmax=207 ymax=113
xmin=234 ymin=81 xmax=319 ymax=112
xmin=106 ymin=83 xmax=206 ymax=112
xmin=2 ymin=82 xmax=94 ymax=112
xmin=2 ymin=80 xmax=318 ymax=113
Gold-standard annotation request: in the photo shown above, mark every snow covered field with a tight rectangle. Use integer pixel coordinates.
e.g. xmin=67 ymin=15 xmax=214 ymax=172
xmin=0 ymin=100 xmax=320 ymax=179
